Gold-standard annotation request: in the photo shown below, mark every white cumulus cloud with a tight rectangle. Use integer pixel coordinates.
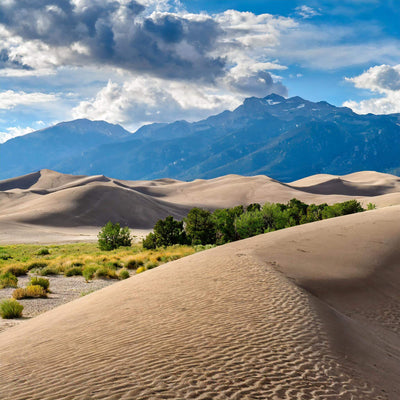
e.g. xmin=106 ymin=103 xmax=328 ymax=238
xmin=343 ymin=64 xmax=400 ymax=114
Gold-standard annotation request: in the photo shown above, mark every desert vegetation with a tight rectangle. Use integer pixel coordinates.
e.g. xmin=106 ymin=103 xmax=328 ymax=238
xmin=0 ymin=242 xmax=196 ymax=318
xmin=144 ymin=198 xmax=366 ymax=248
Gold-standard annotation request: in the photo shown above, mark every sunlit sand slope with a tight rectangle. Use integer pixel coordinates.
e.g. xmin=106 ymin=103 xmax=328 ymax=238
xmin=0 ymin=206 xmax=399 ymax=399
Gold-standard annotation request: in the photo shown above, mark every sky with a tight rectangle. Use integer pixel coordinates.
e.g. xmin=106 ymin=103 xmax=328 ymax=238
xmin=0 ymin=0 xmax=400 ymax=142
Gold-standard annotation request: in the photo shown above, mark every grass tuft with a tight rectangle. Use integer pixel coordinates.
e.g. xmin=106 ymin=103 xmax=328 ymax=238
xmin=118 ymin=268 xmax=130 ymax=280
xmin=0 ymin=299 xmax=23 ymax=319
xmin=13 ymin=285 xmax=48 ymax=299
xmin=0 ymin=272 xmax=18 ymax=289
xmin=37 ymin=248 xmax=50 ymax=256
xmin=29 ymin=277 xmax=50 ymax=292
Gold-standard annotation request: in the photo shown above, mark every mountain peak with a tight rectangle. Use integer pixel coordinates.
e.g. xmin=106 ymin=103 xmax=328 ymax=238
xmin=263 ymin=93 xmax=286 ymax=103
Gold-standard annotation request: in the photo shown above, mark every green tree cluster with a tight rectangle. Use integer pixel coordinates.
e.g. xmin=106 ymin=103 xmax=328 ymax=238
xmin=143 ymin=198 xmax=366 ymax=249
xmin=98 ymin=222 xmax=132 ymax=251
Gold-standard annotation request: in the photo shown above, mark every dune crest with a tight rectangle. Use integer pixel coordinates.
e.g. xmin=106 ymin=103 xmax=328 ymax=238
xmin=0 ymin=170 xmax=399 ymax=244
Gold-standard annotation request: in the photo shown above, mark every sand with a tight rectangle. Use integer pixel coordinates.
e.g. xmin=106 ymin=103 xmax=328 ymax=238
xmin=0 ymin=169 xmax=399 ymax=244
xmin=0 ymin=205 xmax=399 ymax=399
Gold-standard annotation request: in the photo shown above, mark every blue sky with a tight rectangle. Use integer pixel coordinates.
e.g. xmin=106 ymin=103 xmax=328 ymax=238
xmin=0 ymin=0 xmax=399 ymax=142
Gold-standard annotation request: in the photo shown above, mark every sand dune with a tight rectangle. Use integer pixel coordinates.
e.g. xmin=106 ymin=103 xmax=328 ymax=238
xmin=0 ymin=169 xmax=400 ymax=244
xmin=0 ymin=207 xmax=399 ymax=399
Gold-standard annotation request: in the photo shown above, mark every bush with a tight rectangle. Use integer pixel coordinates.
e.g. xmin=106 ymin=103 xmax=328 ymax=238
xmin=0 ymin=299 xmax=23 ymax=319
xmin=13 ymin=285 xmax=47 ymax=299
xmin=367 ymin=202 xmax=376 ymax=210
xmin=37 ymin=248 xmax=50 ymax=256
xmin=64 ymin=266 xmax=83 ymax=277
xmin=104 ymin=261 xmax=122 ymax=269
xmin=40 ymin=266 xmax=59 ymax=276
xmin=95 ymin=267 xmax=117 ymax=279
xmin=0 ymin=272 xmax=18 ymax=288
xmin=98 ymin=222 xmax=132 ymax=251
xmin=82 ymin=266 xmax=97 ymax=282
xmin=29 ymin=277 xmax=50 ymax=292
xmin=27 ymin=262 xmax=48 ymax=271
xmin=4 ymin=265 xmax=27 ymax=276
xmin=118 ymin=268 xmax=130 ymax=280
xmin=145 ymin=261 xmax=158 ymax=270
xmin=125 ymin=258 xmax=144 ymax=269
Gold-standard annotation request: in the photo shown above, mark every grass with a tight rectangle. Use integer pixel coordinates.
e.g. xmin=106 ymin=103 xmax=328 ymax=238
xmin=0 ymin=272 xmax=18 ymax=289
xmin=29 ymin=277 xmax=50 ymax=292
xmin=13 ymin=285 xmax=48 ymax=299
xmin=0 ymin=299 xmax=23 ymax=319
xmin=0 ymin=243 xmax=197 ymax=281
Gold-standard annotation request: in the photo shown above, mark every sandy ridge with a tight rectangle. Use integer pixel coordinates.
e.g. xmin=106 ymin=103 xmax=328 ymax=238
xmin=0 ymin=169 xmax=400 ymax=244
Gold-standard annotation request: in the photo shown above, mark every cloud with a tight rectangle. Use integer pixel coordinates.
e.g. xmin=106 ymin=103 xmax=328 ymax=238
xmin=0 ymin=1 xmax=226 ymax=81
xmin=346 ymin=64 xmax=400 ymax=92
xmin=343 ymin=65 xmax=400 ymax=114
xmin=0 ymin=90 xmax=57 ymax=109
xmin=72 ymin=78 xmax=242 ymax=129
xmin=0 ymin=126 xmax=35 ymax=143
xmin=295 ymin=6 xmax=321 ymax=19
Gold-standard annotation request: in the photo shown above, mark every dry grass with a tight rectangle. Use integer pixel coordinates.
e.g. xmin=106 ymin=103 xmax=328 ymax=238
xmin=0 ymin=243 xmax=196 ymax=281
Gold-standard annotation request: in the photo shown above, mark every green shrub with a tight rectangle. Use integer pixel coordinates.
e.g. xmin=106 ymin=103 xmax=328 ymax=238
xmin=82 ymin=266 xmax=97 ymax=282
xmin=40 ymin=266 xmax=59 ymax=276
xmin=105 ymin=261 xmax=122 ymax=269
xmin=29 ymin=277 xmax=50 ymax=292
xmin=64 ymin=266 xmax=83 ymax=277
xmin=0 ymin=299 xmax=23 ymax=319
xmin=37 ymin=248 xmax=50 ymax=256
xmin=367 ymin=203 xmax=376 ymax=210
xmin=95 ymin=267 xmax=117 ymax=279
xmin=27 ymin=262 xmax=48 ymax=271
xmin=145 ymin=262 xmax=158 ymax=270
xmin=98 ymin=222 xmax=132 ymax=251
xmin=118 ymin=268 xmax=130 ymax=280
xmin=0 ymin=252 xmax=12 ymax=260
xmin=4 ymin=265 xmax=27 ymax=276
xmin=13 ymin=285 xmax=47 ymax=299
xmin=0 ymin=272 xmax=18 ymax=289
xmin=125 ymin=259 xmax=144 ymax=269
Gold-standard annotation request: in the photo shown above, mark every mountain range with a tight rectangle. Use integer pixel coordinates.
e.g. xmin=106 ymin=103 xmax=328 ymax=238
xmin=1 ymin=93 xmax=400 ymax=181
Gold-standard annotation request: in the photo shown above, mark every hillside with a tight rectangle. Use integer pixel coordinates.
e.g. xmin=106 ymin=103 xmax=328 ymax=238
xmin=1 ymin=95 xmax=400 ymax=181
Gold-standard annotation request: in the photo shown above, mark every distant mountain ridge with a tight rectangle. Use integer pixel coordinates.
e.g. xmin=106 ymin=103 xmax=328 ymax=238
xmin=1 ymin=94 xmax=400 ymax=181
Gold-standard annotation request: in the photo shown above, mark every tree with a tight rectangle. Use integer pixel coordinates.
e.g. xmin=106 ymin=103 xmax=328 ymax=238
xmin=184 ymin=208 xmax=216 ymax=245
xmin=235 ymin=210 xmax=265 ymax=239
xmin=153 ymin=216 xmax=187 ymax=247
xmin=142 ymin=232 xmax=157 ymax=250
xmin=212 ymin=206 xmax=244 ymax=244
xmin=98 ymin=222 xmax=132 ymax=251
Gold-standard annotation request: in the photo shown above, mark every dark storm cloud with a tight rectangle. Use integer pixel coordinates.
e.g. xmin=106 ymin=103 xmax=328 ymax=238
xmin=228 ymin=71 xmax=288 ymax=98
xmin=0 ymin=49 xmax=32 ymax=70
xmin=0 ymin=0 xmax=225 ymax=80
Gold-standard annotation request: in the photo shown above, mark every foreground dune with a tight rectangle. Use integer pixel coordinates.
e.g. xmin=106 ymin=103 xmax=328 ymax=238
xmin=0 ymin=206 xmax=399 ymax=399
xmin=0 ymin=169 xmax=399 ymax=244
